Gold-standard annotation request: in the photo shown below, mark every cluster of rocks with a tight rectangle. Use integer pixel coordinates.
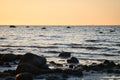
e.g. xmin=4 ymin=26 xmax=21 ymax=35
xmin=0 ymin=52 xmax=120 ymax=80
xmin=0 ymin=54 xmax=22 ymax=67
xmin=58 ymin=51 xmax=79 ymax=64
xmin=0 ymin=53 xmax=82 ymax=80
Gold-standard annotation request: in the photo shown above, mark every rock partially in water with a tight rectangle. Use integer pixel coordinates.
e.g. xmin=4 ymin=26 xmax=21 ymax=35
xmin=16 ymin=53 xmax=49 ymax=74
xmin=41 ymin=27 xmax=46 ymax=29
xmin=26 ymin=26 xmax=30 ymax=28
xmin=19 ymin=53 xmax=47 ymax=69
xmin=0 ymin=54 xmax=16 ymax=62
xmin=15 ymin=72 xmax=33 ymax=80
xmin=58 ymin=52 xmax=71 ymax=58
xmin=49 ymin=61 xmax=63 ymax=67
xmin=9 ymin=25 xmax=16 ymax=28
xmin=67 ymin=26 xmax=71 ymax=28
xmin=67 ymin=57 xmax=79 ymax=64
xmin=16 ymin=63 xmax=40 ymax=74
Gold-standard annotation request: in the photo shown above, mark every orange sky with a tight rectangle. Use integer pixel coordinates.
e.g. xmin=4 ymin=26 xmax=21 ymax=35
xmin=0 ymin=0 xmax=120 ymax=25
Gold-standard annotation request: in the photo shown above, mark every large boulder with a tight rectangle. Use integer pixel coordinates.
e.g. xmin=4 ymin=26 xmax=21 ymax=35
xmin=67 ymin=57 xmax=79 ymax=64
xmin=19 ymin=53 xmax=47 ymax=68
xmin=16 ymin=63 xmax=40 ymax=74
xmin=58 ymin=52 xmax=71 ymax=58
xmin=15 ymin=72 xmax=33 ymax=80
xmin=16 ymin=53 xmax=49 ymax=74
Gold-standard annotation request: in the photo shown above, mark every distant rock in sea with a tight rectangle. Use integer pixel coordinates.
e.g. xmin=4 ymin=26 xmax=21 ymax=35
xmin=58 ymin=52 xmax=71 ymax=58
xmin=9 ymin=25 xmax=16 ymax=28
xmin=41 ymin=27 xmax=46 ymax=29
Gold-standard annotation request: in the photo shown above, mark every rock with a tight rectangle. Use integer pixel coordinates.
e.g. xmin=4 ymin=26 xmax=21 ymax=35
xmin=26 ymin=26 xmax=30 ymax=28
xmin=0 ymin=54 xmax=16 ymax=62
xmin=15 ymin=55 xmax=23 ymax=60
xmin=103 ymin=60 xmax=116 ymax=67
xmin=67 ymin=57 xmax=79 ymax=64
xmin=19 ymin=53 xmax=47 ymax=68
xmin=4 ymin=70 xmax=16 ymax=75
xmin=67 ymin=26 xmax=71 ymax=28
xmin=15 ymin=72 xmax=33 ymax=80
xmin=16 ymin=63 xmax=40 ymax=74
xmin=49 ymin=61 xmax=63 ymax=67
xmin=99 ymin=31 xmax=103 ymax=33
xmin=69 ymin=65 xmax=74 ymax=68
xmin=16 ymin=53 xmax=49 ymax=74
xmin=58 ymin=52 xmax=71 ymax=58
xmin=41 ymin=27 xmax=46 ymax=29
xmin=9 ymin=25 xmax=16 ymax=28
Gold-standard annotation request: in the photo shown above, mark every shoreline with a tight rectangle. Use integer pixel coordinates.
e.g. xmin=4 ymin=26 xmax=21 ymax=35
xmin=0 ymin=53 xmax=120 ymax=80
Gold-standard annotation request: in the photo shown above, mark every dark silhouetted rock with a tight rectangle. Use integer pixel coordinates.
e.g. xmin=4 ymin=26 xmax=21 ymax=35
xmin=58 ymin=52 xmax=71 ymax=58
xmin=15 ymin=72 xmax=33 ymax=80
xmin=67 ymin=57 xmax=79 ymax=64
xmin=49 ymin=61 xmax=63 ymax=67
xmin=9 ymin=25 xmax=16 ymax=28
xmin=16 ymin=53 xmax=49 ymax=74
xmin=99 ymin=31 xmax=103 ymax=33
xmin=103 ymin=60 xmax=116 ymax=67
xmin=69 ymin=65 xmax=74 ymax=68
xmin=19 ymin=53 xmax=47 ymax=68
xmin=67 ymin=26 xmax=71 ymax=28
xmin=16 ymin=63 xmax=40 ymax=74
xmin=26 ymin=26 xmax=30 ymax=28
xmin=41 ymin=27 xmax=46 ymax=29
xmin=0 ymin=54 xmax=16 ymax=62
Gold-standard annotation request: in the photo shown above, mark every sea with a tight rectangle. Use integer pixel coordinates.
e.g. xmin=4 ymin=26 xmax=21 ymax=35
xmin=0 ymin=25 xmax=120 ymax=80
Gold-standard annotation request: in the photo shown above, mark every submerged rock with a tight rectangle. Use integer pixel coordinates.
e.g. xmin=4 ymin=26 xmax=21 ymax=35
xmin=15 ymin=72 xmax=33 ymax=80
xmin=67 ymin=57 xmax=79 ymax=64
xmin=58 ymin=52 xmax=71 ymax=58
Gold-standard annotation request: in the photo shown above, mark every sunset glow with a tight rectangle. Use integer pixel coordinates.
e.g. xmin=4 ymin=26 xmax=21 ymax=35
xmin=0 ymin=0 xmax=120 ymax=25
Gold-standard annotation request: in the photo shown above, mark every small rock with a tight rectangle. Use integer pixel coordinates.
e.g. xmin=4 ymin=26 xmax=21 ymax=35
xmin=41 ymin=27 xmax=46 ymax=29
xmin=9 ymin=25 xmax=16 ymax=28
xmin=58 ymin=52 xmax=71 ymax=58
xmin=67 ymin=26 xmax=71 ymax=28
xmin=67 ymin=57 xmax=79 ymax=64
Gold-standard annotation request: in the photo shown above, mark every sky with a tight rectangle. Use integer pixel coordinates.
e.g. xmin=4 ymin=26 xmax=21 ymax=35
xmin=0 ymin=0 xmax=120 ymax=25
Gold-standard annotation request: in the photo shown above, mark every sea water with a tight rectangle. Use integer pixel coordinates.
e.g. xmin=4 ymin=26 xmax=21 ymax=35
xmin=0 ymin=25 xmax=120 ymax=79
